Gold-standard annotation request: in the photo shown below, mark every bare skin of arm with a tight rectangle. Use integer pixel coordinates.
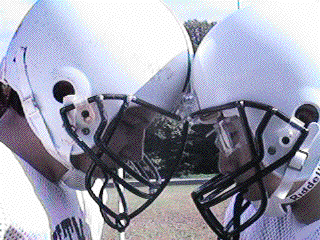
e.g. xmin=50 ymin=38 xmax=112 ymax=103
xmin=0 ymin=102 xmax=152 ymax=183
xmin=0 ymin=107 xmax=68 ymax=182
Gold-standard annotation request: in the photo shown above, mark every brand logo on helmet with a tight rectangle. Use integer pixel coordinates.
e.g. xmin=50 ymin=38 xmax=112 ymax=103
xmin=288 ymin=166 xmax=320 ymax=201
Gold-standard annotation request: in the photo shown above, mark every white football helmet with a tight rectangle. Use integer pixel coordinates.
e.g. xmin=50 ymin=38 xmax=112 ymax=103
xmin=0 ymin=0 xmax=192 ymax=231
xmin=190 ymin=2 xmax=320 ymax=239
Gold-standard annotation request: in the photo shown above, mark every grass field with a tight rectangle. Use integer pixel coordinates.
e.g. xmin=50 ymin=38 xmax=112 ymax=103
xmin=101 ymin=184 xmax=229 ymax=240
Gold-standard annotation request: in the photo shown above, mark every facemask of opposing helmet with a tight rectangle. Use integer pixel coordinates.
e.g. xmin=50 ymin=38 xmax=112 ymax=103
xmin=61 ymin=93 xmax=189 ymax=231
xmin=190 ymin=101 xmax=308 ymax=239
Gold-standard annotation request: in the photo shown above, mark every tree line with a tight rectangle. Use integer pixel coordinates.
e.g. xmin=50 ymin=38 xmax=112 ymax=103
xmin=182 ymin=19 xmax=219 ymax=176
xmin=184 ymin=19 xmax=217 ymax=53
xmin=144 ymin=19 xmax=219 ymax=178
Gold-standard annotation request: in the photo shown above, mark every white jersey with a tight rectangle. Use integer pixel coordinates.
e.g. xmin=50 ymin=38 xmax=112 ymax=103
xmin=0 ymin=142 xmax=50 ymax=239
xmin=224 ymin=195 xmax=320 ymax=240
xmin=0 ymin=142 xmax=94 ymax=239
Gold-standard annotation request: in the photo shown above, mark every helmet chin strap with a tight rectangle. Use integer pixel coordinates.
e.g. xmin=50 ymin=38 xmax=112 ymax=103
xmin=60 ymin=166 xmax=98 ymax=191
xmin=60 ymin=167 xmax=87 ymax=190
xmin=257 ymin=122 xmax=320 ymax=217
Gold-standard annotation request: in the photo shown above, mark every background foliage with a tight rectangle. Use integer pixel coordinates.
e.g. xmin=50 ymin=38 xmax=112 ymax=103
xmin=182 ymin=19 xmax=219 ymax=176
xmin=144 ymin=19 xmax=219 ymax=178
xmin=184 ymin=19 xmax=217 ymax=53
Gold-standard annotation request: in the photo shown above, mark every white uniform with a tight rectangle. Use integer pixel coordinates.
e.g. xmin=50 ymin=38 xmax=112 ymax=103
xmin=0 ymin=142 xmax=50 ymax=239
xmin=0 ymin=142 xmax=93 ymax=239
xmin=224 ymin=195 xmax=320 ymax=240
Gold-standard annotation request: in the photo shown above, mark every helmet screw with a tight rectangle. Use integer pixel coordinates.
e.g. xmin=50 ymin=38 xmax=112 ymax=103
xmin=268 ymin=146 xmax=276 ymax=155
xmin=82 ymin=128 xmax=90 ymax=135
xmin=81 ymin=110 xmax=90 ymax=118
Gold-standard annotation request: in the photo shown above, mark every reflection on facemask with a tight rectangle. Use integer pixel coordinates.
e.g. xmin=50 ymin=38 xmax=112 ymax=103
xmin=215 ymin=115 xmax=247 ymax=158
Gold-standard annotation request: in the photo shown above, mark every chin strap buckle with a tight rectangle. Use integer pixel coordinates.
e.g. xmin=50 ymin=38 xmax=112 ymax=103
xmin=175 ymin=92 xmax=198 ymax=120
xmin=63 ymin=95 xmax=96 ymax=133
xmin=276 ymin=122 xmax=320 ymax=202
xmin=289 ymin=150 xmax=308 ymax=171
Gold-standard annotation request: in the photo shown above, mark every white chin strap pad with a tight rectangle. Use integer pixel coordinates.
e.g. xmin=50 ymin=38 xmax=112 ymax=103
xmin=260 ymin=122 xmax=320 ymax=217
xmin=60 ymin=168 xmax=88 ymax=191
xmin=251 ymin=197 xmax=288 ymax=218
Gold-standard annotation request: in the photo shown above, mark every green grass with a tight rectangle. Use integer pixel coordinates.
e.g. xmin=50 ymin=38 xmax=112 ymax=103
xmin=177 ymin=173 xmax=216 ymax=179
xmin=101 ymin=184 xmax=228 ymax=239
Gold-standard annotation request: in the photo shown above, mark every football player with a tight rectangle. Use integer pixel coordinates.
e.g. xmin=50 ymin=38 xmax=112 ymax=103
xmin=0 ymin=0 xmax=192 ymax=238
xmin=190 ymin=2 xmax=320 ymax=240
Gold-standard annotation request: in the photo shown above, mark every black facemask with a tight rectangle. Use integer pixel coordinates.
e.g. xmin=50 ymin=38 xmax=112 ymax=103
xmin=190 ymin=100 xmax=307 ymax=240
xmin=61 ymin=94 xmax=189 ymax=232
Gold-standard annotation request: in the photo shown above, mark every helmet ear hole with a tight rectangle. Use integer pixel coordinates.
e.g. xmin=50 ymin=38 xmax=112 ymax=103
xmin=53 ymin=81 xmax=75 ymax=103
xmin=294 ymin=104 xmax=319 ymax=128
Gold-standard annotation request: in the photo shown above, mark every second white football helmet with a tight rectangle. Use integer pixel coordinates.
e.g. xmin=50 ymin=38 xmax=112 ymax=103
xmin=190 ymin=2 xmax=320 ymax=239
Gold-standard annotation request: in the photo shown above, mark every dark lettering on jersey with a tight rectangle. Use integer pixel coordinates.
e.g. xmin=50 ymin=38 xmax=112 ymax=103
xmin=53 ymin=217 xmax=85 ymax=240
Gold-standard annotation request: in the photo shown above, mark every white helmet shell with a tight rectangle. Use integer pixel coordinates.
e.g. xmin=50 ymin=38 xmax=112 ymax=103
xmin=1 ymin=0 xmax=192 ymax=168
xmin=191 ymin=2 xmax=320 ymax=216
xmin=193 ymin=2 xmax=320 ymax=113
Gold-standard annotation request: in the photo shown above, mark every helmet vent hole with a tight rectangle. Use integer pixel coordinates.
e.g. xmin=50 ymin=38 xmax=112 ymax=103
xmin=81 ymin=110 xmax=90 ymax=118
xmin=53 ymin=81 xmax=75 ymax=103
xmin=281 ymin=136 xmax=290 ymax=145
xmin=295 ymin=104 xmax=319 ymax=128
